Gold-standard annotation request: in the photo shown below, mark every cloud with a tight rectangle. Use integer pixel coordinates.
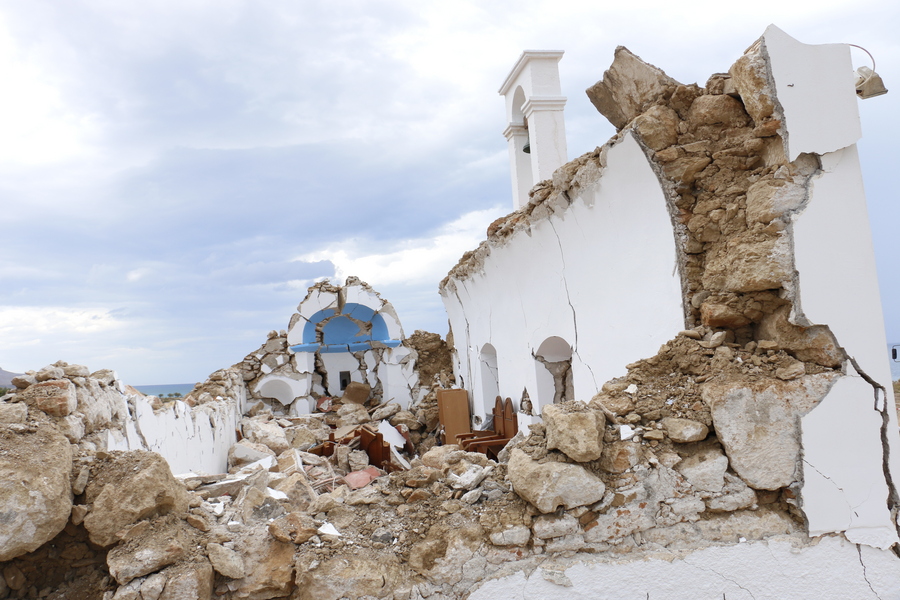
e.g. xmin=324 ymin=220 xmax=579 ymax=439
xmin=0 ymin=0 xmax=897 ymax=383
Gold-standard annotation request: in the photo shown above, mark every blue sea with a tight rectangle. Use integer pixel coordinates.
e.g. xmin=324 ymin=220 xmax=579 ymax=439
xmin=133 ymin=383 xmax=197 ymax=397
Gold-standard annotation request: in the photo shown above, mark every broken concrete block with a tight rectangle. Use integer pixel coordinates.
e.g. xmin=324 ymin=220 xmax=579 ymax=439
xmin=704 ymin=373 xmax=839 ymax=490
xmin=508 ymin=449 xmax=605 ymax=513
xmin=543 ymin=401 xmax=605 ymax=462
xmin=586 ymin=46 xmax=679 ymax=129
xmin=0 ymin=418 xmax=73 ymax=561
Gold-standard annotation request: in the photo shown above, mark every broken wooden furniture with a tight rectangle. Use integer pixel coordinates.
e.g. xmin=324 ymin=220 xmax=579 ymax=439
xmin=457 ymin=397 xmax=518 ymax=460
xmin=307 ymin=423 xmax=405 ymax=472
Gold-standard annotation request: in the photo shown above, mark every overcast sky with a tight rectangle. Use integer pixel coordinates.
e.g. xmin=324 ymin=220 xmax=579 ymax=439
xmin=0 ymin=0 xmax=896 ymax=385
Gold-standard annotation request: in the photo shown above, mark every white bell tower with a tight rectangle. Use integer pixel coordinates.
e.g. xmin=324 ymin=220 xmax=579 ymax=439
xmin=498 ymin=51 xmax=568 ymax=210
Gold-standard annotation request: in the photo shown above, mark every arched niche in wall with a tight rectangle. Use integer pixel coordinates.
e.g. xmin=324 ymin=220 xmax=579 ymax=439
xmin=479 ymin=343 xmax=500 ymax=414
xmin=534 ymin=336 xmax=574 ymax=411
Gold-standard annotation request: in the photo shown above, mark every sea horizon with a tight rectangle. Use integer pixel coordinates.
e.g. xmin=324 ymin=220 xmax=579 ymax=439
xmin=133 ymin=383 xmax=197 ymax=397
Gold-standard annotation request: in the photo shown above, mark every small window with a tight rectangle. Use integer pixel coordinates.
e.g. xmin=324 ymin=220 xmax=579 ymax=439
xmin=339 ymin=371 xmax=351 ymax=390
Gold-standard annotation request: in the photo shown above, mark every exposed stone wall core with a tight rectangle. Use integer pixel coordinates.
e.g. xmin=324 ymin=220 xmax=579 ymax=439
xmin=441 ymin=23 xmax=900 ymax=561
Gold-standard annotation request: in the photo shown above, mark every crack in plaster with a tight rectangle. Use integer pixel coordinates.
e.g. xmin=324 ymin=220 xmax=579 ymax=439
xmin=847 ymin=356 xmax=900 ymax=547
xmin=683 ymin=558 xmax=758 ymax=600
xmin=857 ymin=544 xmax=883 ymax=599
xmin=545 ymin=218 xmax=598 ymax=391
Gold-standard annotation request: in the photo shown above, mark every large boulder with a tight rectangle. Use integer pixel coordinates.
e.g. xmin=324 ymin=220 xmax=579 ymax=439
xmin=507 ymin=449 xmax=605 ymax=513
xmin=83 ymin=451 xmax=189 ymax=547
xmin=703 ymin=373 xmax=839 ymax=490
xmin=0 ymin=418 xmax=73 ymax=561
xmin=542 ymin=402 xmax=605 ymax=462
xmin=19 ymin=380 xmax=76 ymax=417
xmin=586 ymin=46 xmax=680 ymax=130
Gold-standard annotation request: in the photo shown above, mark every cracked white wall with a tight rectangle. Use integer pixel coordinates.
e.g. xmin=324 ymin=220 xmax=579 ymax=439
xmin=441 ymin=132 xmax=684 ymax=423
xmin=106 ymin=392 xmax=242 ymax=475
xmin=757 ymin=24 xmax=900 ymax=549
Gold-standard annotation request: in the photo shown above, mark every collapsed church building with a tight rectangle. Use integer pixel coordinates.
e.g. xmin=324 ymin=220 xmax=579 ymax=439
xmin=0 ymin=25 xmax=897 ymax=599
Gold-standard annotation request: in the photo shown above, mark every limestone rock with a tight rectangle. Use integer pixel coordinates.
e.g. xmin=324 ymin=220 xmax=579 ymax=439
xmin=228 ymin=440 xmax=275 ymax=469
xmin=228 ymin=529 xmax=295 ymax=599
xmin=532 ymin=514 xmax=579 ymax=539
xmin=703 ymin=373 xmax=838 ymax=490
xmin=706 ymin=474 xmax=758 ymax=512
xmin=35 ymin=366 xmax=65 ymax=382
xmin=0 ymin=401 xmax=27 ymax=424
xmin=728 ymin=39 xmax=777 ymax=125
xmin=542 ymin=402 xmax=605 ymax=462
xmin=158 ymin=559 xmax=214 ymax=600
xmin=508 ymin=449 xmax=605 ymax=513
xmin=336 ymin=402 xmax=370 ymax=426
xmin=634 ymin=105 xmax=679 ymax=151
xmin=702 ymin=234 xmax=792 ymax=292
xmin=687 ymin=94 xmax=751 ymax=128
xmin=371 ymin=402 xmax=401 ymax=421
xmin=757 ymin=305 xmax=843 ymax=368
xmin=489 ymin=526 xmax=531 ymax=546
xmin=107 ymin=520 xmax=187 ymax=584
xmin=340 ymin=381 xmax=370 ymax=404
xmin=140 ymin=573 xmax=168 ymax=600
xmin=207 ymin=543 xmax=247 ymax=579
xmin=421 ymin=444 xmax=460 ymax=468
xmin=83 ymin=451 xmax=189 ymax=547
xmin=662 ymin=417 xmax=708 ymax=443
xmin=242 ymin=418 xmax=290 ymax=454
xmin=62 ymin=364 xmax=91 ymax=378
xmin=675 ymin=445 xmax=728 ymax=493
xmin=19 ymin=380 xmax=77 ymax=417
xmin=599 ymin=440 xmax=642 ymax=473
xmin=745 ymin=177 xmax=805 ymax=225
xmin=586 ymin=46 xmax=680 ymax=129
xmin=295 ymin=553 xmax=404 ymax=600
xmin=10 ymin=374 xmax=35 ymax=389
xmin=0 ymin=418 xmax=74 ymax=561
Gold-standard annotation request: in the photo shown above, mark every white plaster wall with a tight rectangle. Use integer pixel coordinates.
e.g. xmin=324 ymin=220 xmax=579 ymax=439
xmin=321 ymin=352 xmax=362 ymax=395
xmin=763 ymin=25 xmax=862 ymax=162
xmin=469 ymin=536 xmax=900 ymax=600
xmin=442 ymin=133 xmax=685 ymax=421
xmin=802 ymin=374 xmax=896 ymax=549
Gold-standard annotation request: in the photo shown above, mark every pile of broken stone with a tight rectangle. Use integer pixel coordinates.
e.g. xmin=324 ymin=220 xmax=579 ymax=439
xmin=0 ymin=337 xmax=813 ymax=599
